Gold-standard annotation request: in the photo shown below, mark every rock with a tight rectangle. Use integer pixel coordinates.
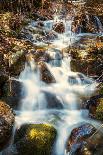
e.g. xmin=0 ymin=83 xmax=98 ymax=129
xmin=38 ymin=61 xmax=56 ymax=83
xmin=2 ymin=80 xmax=23 ymax=110
xmin=66 ymin=123 xmax=96 ymax=151
xmin=0 ymin=101 xmax=14 ymax=151
xmin=34 ymin=49 xmax=50 ymax=63
xmin=9 ymin=52 xmax=25 ymax=76
xmin=96 ymin=98 xmax=103 ymax=121
xmin=37 ymin=21 xmax=44 ymax=28
xmin=85 ymin=95 xmax=103 ymax=119
xmin=70 ymin=47 xmax=103 ymax=77
xmin=44 ymin=91 xmax=64 ymax=109
xmin=53 ymin=22 xmax=65 ymax=33
xmin=12 ymin=124 xmax=57 ymax=155
xmin=66 ymin=123 xmax=103 ymax=155
xmin=0 ymin=74 xmax=8 ymax=97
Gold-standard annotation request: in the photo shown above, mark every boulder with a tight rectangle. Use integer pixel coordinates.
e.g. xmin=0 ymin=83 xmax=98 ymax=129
xmin=70 ymin=47 xmax=103 ymax=77
xmin=9 ymin=52 xmax=25 ymax=76
xmin=0 ymin=74 xmax=8 ymax=97
xmin=44 ymin=91 xmax=64 ymax=109
xmin=2 ymin=80 xmax=23 ymax=110
xmin=38 ymin=61 xmax=56 ymax=83
xmin=84 ymin=95 xmax=103 ymax=119
xmin=0 ymin=101 xmax=14 ymax=151
xmin=96 ymin=98 xmax=103 ymax=121
xmin=34 ymin=50 xmax=50 ymax=63
xmin=12 ymin=124 xmax=57 ymax=155
xmin=53 ymin=22 xmax=65 ymax=34
xmin=66 ymin=123 xmax=103 ymax=155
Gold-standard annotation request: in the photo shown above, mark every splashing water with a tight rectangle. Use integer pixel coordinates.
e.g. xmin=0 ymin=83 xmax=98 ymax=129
xmin=14 ymin=52 xmax=99 ymax=155
xmin=14 ymin=12 xmax=100 ymax=153
xmin=1 ymin=2 xmax=102 ymax=155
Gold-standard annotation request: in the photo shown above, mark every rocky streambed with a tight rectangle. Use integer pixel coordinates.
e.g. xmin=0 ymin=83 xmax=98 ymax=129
xmin=0 ymin=1 xmax=103 ymax=155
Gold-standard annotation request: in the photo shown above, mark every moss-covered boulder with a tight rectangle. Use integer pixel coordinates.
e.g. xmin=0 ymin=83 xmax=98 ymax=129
xmin=96 ymin=98 xmax=103 ymax=121
xmin=13 ymin=124 xmax=57 ymax=155
xmin=0 ymin=101 xmax=15 ymax=151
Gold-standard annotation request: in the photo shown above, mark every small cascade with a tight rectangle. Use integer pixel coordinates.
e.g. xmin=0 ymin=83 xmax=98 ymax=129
xmin=19 ymin=61 xmax=41 ymax=111
xmin=1 ymin=2 xmax=103 ymax=155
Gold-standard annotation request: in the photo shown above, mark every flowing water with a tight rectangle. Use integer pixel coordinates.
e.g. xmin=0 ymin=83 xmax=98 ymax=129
xmin=15 ymin=16 xmax=101 ymax=155
xmin=1 ymin=1 xmax=103 ymax=155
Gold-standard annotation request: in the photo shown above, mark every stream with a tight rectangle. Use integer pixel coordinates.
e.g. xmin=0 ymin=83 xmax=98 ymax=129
xmin=0 ymin=0 xmax=103 ymax=155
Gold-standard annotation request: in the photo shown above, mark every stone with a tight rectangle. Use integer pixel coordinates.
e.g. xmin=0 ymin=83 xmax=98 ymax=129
xmin=53 ymin=22 xmax=65 ymax=34
xmin=84 ymin=95 xmax=103 ymax=119
xmin=96 ymin=98 xmax=103 ymax=121
xmin=2 ymin=80 xmax=23 ymax=110
xmin=9 ymin=53 xmax=25 ymax=76
xmin=0 ymin=101 xmax=14 ymax=151
xmin=34 ymin=49 xmax=50 ymax=63
xmin=66 ymin=123 xmax=103 ymax=155
xmin=44 ymin=91 xmax=64 ymax=109
xmin=38 ymin=61 xmax=56 ymax=83
xmin=12 ymin=124 xmax=57 ymax=155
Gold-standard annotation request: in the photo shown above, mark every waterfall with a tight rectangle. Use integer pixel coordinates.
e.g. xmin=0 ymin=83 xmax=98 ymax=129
xmin=15 ymin=13 xmax=99 ymax=154
xmin=1 ymin=2 xmax=102 ymax=155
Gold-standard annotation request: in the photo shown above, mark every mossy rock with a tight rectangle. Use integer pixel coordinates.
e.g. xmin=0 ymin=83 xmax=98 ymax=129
xmin=9 ymin=53 xmax=25 ymax=76
xmin=96 ymin=98 xmax=103 ymax=121
xmin=14 ymin=124 xmax=57 ymax=155
xmin=99 ymin=85 xmax=103 ymax=95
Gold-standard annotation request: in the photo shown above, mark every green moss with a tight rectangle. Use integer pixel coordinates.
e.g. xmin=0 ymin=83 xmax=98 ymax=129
xmin=14 ymin=124 xmax=57 ymax=155
xmin=96 ymin=98 xmax=103 ymax=121
xmin=99 ymin=85 xmax=103 ymax=95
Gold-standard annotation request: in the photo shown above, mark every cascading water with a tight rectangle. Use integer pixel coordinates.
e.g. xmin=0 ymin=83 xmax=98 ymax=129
xmin=15 ymin=43 xmax=98 ymax=155
xmin=1 ymin=1 xmax=103 ymax=155
xmin=15 ymin=6 xmax=101 ymax=155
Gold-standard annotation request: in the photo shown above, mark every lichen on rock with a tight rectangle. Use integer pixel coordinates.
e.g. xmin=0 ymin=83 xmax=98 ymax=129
xmin=13 ymin=123 xmax=57 ymax=155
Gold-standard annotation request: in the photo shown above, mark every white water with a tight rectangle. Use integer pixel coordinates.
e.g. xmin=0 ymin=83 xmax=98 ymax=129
xmin=14 ymin=52 xmax=98 ymax=155
xmin=1 ymin=3 xmax=102 ymax=155
xmin=14 ymin=10 xmax=100 ymax=155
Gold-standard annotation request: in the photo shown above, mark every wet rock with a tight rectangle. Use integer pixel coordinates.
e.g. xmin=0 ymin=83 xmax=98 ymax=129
xmin=66 ymin=123 xmax=103 ymax=155
xmin=66 ymin=123 xmax=96 ymax=151
xmin=3 ymin=80 xmax=22 ymax=97
xmin=31 ymin=13 xmax=48 ymax=21
xmin=37 ymin=21 xmax=44 ymax=28
xmin=2 ymin=80 xmax=23 ymax=110
xmin=13 ymin=124 xmax=57 ymax=155
xmin=53 ymin=22 xmax=65 ymax=33
xmin=38 ymin=61 xmax=56 ymax=83
xmin=0 ymin=101 xmax=14 ymax=151
xmin=44 ymin=91 xmax=64 ymax=109
xmin=34 ymin=49 xmax=50 ymax=63
xmin=72 ymin=14 xmax=101 ymax=34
